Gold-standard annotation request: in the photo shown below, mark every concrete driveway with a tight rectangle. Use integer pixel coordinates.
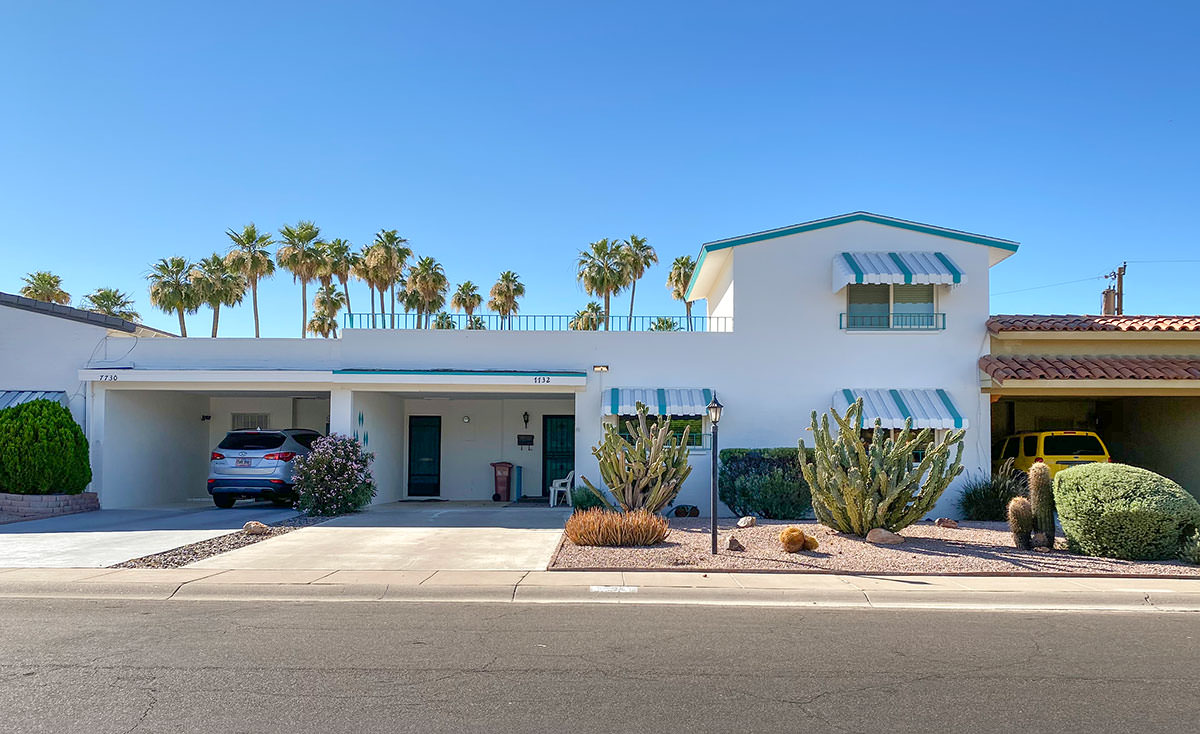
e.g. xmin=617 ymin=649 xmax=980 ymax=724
xmin=0 ymin=504 xmax=298 ymax=568
xmin=188 ymin=503 xmax=571 ymax=571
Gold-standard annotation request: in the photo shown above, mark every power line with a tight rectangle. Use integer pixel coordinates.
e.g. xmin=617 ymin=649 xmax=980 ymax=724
xmin=992 ymin=274 xmax=1107 ymax=296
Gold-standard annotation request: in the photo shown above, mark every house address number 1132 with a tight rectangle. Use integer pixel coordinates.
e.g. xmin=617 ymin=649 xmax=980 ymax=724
xmin=531 ymin=376 xmax=552 ymax=384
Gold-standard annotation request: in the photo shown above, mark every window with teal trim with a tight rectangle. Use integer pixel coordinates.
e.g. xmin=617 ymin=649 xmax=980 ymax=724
xmin=845 ymin=284 xmax=940 ymax=330
xmin=846 ymin=284 xmax=890 ymax=329
xmin=892 ymin=284 xmax=935 ymax=328
xmin=617 ymin=415 xmax=704 ymax=447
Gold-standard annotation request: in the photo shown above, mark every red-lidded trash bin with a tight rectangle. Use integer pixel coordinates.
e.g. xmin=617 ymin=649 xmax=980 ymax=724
xmin=490 ymin=462 xmax=514 ymax=502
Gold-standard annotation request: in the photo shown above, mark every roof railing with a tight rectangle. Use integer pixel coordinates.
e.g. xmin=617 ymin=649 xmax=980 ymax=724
xmin=341 ymin=313 xmax=733 ymax=332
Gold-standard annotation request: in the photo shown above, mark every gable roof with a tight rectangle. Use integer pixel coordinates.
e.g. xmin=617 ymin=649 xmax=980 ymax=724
xmin=988 ymin=314 xmax=1200 ymax=334
xmin=0 ymin=291 xmax=175 ymax=337
xmin=685 ymin=211 xmax=1019 ymax=301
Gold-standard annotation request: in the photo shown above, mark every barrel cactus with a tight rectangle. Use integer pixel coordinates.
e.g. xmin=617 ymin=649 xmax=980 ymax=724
xmin=798 ymin=398 xmax=964 ymax=536
xmin=1008 ymin=496 xmax=1034 ymax=550
xmin=1028 ymin=462 xmax=1055 ymax=549
xmin=580 ymin=402 xmax=693 ymax=514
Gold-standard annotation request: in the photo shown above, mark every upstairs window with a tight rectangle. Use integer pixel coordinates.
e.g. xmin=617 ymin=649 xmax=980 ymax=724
xmin=844 ymin=284 xmax=941 ymax=330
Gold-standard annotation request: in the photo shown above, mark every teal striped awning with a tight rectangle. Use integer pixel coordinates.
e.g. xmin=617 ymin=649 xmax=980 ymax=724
xmin=833 ymin=388 xmax=967 ymax=430
xmin=603 ymin=388 xmax=712 ymax=417
xmin=833 ymin=251 xmax=965 ymax=291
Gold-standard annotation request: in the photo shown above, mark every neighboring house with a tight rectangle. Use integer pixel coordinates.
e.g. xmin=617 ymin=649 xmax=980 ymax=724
xmin=63 ymin=211 xmax=1016 ymax=513
xmin=982 ymin=315 xmax=1200 ymax=498
xmin=0 ymin=292 xmax=173 ymax=426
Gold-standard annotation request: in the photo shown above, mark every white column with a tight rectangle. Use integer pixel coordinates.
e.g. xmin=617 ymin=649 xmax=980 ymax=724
xmin=330 ymin=387 xmax=355 ymax=437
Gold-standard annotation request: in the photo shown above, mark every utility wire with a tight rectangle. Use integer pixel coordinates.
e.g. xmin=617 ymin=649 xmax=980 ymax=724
xmin=992 ymin=274 xmax=1107 ymax=296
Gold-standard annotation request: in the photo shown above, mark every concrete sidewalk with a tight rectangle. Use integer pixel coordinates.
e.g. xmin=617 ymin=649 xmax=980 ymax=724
xmin=1 ymin=567 xmax=1198 ymax=611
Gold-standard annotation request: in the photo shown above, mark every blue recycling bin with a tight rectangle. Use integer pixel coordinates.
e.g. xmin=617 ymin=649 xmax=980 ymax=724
xmin=512 ymin=466 xmax=523 ymax=501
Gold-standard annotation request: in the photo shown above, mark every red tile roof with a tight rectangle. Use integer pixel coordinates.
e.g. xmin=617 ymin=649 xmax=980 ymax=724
xmin=988 ymin=315 xmax=1200 ymax=333
xmin=980 ymin=355 xmax=1200 ymax=383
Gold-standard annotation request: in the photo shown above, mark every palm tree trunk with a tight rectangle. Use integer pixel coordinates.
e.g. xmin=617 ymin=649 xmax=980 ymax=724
xmin=603 ymin=293 xmax=611 ymax=330
xmin=628 ymin=280 xmax=637 ymax=331
xmin=685 ymin=301 xmax=693 ymax=332
xmin=301 ymin=281 xmax=308 ymax=338
xmin=177 ymin=307 xmax=187 ymax=337
xmin=252 ymin=280 xmax=261 ymax=338
xmin=211 ymin=304 xmax=219 ymax=338
xmin=390 ymin=284 xmax=396 ymax=329
xmin=378 ymin=289 xmax=386 ymax=328
xmin=342 ymin=279 xmax=352 ymax=315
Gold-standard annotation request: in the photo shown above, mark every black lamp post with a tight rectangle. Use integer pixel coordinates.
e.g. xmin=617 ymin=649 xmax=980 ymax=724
xmin=706 ymin=392 xmax=723 ymax=554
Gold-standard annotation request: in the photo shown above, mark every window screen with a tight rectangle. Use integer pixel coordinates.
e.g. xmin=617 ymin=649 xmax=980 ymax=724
xmin=232 ymin=413 xmax=270 ymax=431
xmin=846 ymin=284 xmax=890 ymax=329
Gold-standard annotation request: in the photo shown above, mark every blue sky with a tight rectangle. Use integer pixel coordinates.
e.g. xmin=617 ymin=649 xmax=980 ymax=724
xmin=1 ymin=1 xmax=1197 ymax=336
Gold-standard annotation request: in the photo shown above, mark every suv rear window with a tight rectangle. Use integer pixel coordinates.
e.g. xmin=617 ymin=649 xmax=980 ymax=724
xmin=218 ymin=432 xmax=287 ymax=450
xmin=292 ymin=432 xmax=321 ymax=450
xmin=1043 ymin=434 xmax=1105 ymax=456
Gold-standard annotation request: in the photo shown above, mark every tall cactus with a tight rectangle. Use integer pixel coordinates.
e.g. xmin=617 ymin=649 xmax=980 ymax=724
xmin=580 ymin=402 xmax=693 ymax=514
xmin=1028 ymin=462 xmax=1055 ymax=549
xmin=798 ymin=398 xmax=965 ymax=536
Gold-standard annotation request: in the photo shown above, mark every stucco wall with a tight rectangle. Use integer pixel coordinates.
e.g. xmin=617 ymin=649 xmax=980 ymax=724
xmin=353 ymin=391 xmax=406 ymax=503
xmin=97 ymin=390 xmax=210 ymax=507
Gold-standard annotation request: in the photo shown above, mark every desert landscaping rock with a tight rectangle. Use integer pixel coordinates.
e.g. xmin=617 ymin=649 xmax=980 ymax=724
xmin=727 ymin=536 xmax=745 ymax=552
xmin=866 ymin=528 xmax=904 ymax=544
xmin=934 ymin=518 xmax=959 ymax=529
xmin=112 ymin=514 xmax=333 ymax=569
xmin=737 ymin=516 xmax=756 ymax=528
xmin=551 ymin=518 xmax=1200 ymax=576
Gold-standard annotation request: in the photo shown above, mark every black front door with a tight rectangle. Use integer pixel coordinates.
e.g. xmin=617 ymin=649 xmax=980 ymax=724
xmin=408 ymin=416 xmax=441 ymax=497
xmin=542 ymin=415 xmax=575 ymax=497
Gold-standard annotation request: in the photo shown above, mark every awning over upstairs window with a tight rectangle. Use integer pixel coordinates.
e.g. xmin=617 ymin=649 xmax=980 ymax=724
xmin=833 ymin=251 xmax=965 ymax=292
xmin=0 ymin=390 xmax=67 ymax=411
xmin=603 ymin=388 xmax=712 ymax=417
xmin=833 ymin=388 xmax=967 ymax=430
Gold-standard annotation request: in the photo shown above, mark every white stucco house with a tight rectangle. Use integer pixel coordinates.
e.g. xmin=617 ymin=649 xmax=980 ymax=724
xmin=1 ymin=212 xmax=1020 ymax=516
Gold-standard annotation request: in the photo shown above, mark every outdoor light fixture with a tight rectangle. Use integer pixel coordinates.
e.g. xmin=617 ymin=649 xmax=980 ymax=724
xmin=706 ymin=392 xmax=723 ymax=555
xmin=522 ymin=411 xmax=530 ymax=428
xmin=462 ymin=416 xmax=471 ymax=424
xmin=592 ymin=364 xmax=609 ymax=372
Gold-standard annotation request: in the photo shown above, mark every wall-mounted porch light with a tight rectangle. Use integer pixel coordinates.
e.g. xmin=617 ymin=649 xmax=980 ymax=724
xmin=462 ymin=415 xmax=471 ymax=424
xmin=592 ymin=365 xmax=609 ymax=372
xmin=522 ymin=411 xmax=530 ymax=429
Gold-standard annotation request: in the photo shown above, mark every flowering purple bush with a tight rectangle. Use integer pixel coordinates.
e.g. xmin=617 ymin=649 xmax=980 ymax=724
xmin=292 ymin=433 xmax=376 ymax=515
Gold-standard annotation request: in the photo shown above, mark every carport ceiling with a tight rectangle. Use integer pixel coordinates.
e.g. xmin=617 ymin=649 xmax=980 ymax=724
xmin=409 ymin=392 xmax=575 ymax=401
xmin=174 ymin=390 xmax=330 ymax=398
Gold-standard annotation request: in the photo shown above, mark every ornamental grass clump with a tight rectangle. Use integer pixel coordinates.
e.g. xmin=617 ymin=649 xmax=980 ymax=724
xmin=291 ymin=433 xmax=376 ymax=516
xmin=565 ymin=508 xmax=670 ymax=547
xmin=957 ymin=458 xmax=1027 ymax=521
xmin=799 ymin=398 xmax=964 ymax=536
xmin=0 ymin=399 xmax=91 ymax=495
xmin=580 ymin=402 xmax=692 ymax=514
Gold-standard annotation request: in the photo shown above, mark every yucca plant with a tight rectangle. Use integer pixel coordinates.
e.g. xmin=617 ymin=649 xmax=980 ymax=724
xmin=580 ymin=402 xmax=692 ymax=514
xmin=799 ymin=398 xmax=965 ymax=536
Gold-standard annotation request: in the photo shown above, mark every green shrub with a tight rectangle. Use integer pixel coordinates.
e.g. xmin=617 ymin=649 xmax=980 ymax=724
xmin=957 ymin=458 xmax=1026 ymax=521
xmin=570 ymin=486 xmax=606 ymax=512
xmin=1053 ymin=463 xmax=1200 ymax=561
xmin=0 ymin=399 xmax=91 ymax=495
xmin=292 ymin=434 xmax=376 ymax=515
xmin=718 ymin=448 xmax=812 ymax=518
xmin=1180 ymin=531 xmax=1200 ymax=566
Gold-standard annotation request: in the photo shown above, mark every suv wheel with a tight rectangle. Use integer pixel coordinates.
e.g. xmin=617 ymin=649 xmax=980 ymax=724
xmin=213 ymin=495 xmax=237 ymax=509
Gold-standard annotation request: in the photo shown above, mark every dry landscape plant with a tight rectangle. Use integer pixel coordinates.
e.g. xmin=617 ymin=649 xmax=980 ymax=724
xmin=565 ymin=508 xmax=670 ymax=547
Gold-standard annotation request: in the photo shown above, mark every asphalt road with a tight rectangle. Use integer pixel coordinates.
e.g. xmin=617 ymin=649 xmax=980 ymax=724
xmin=1 ymin=600 xmax=1197 ymax=733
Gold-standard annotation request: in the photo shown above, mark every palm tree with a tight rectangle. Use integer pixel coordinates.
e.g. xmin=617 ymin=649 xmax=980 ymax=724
xmin=569 ymin=301 xmax=604 ymax=330
xmin=432 ymin=312 xmax=457 ymax=329
xmin=352 ymin=245 xmax=378 ymax=328
xmin=467 ymin=315 xmax=486 ymax=330
xmin=322 ymin=238 xmax=359 ymax=315
xmin=666 ymin=255 xmax=698 ymax=331
xmin=487 ymin=270 xmax=526 ymax=330
xmin=80 ymin=287 xmax=140 ymax=322
xmin=450 ymin=281 xmax=482 ymax=321
xmin=276 ymin=221 xmax=324 ymax=338
xmin=224 ymin=223 xmax=276 ymax=338
xmin=308 ymin=283 xmax=346 ymax=338
xmin=576 ymin=238 xmax=625 ymax=330
xmin=649 ymin=316 xmax=680 ymax=332
xmin=190 ymin=254 xmax=247 ymax=337
xmin=146 ymin=257 xmax=199 ymax=337
xmin=369 ymin=230 xmax=411 ymax=328
xmin=620 ymin=234 xmax=657 ymax=331
xmin=19 ymin=271 xmax=70 ymax=304
xmin=408 ymin=256 xmax=448 ymax=328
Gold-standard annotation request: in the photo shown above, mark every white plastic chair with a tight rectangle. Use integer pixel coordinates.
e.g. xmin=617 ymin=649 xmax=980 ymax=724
xmin=548 ymin=471 xmax=574 ymax=507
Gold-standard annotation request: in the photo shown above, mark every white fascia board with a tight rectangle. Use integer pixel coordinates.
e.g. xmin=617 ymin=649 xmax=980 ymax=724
xmin=80 ymin=369 xmax=335 ymax=384
xmin=334 ymin=371 xmax=587 ymax=390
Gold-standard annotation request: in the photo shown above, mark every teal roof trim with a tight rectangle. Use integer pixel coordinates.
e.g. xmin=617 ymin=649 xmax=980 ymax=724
xmin=335 ymin=369 xmax=586 ymax=377
xmin=685 ymin=212 xmax=1018 ymax=300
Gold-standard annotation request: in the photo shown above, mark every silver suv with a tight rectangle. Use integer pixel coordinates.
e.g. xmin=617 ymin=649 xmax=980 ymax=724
xmin=207 ymin=429 xmax=322 ymax=508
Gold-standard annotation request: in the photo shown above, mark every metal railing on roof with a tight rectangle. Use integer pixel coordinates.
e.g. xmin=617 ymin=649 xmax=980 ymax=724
xmin=342 ymin=312 xmax=733 ymax=332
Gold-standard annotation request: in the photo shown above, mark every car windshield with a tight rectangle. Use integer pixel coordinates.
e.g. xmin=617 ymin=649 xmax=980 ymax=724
xmin=218 ymin=432 xmax=287 ymax=451
xmin=1043 ymin=434 xmax=1105 ymax=456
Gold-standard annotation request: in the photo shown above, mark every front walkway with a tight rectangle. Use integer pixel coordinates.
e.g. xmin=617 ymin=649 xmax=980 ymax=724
xmin=187 ymin=502 xmax=571 ymax=571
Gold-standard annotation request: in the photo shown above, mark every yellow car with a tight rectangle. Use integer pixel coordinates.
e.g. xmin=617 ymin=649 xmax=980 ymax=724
xmin=995 ymin=431 xmax=1111 ymax=477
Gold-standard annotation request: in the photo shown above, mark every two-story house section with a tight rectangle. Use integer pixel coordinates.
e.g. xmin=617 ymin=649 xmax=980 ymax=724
xmin=51 ymin=212 xmax=1018 ymax=517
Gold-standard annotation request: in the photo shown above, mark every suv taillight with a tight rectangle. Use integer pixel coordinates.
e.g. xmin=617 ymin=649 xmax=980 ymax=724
xmin=263 ymin=452 xmax=297 ymax=462
xmin=1033 ymin=457 xmax=1044 ymax=463
xmin=211 ymin=452 xmax=225 ymax=461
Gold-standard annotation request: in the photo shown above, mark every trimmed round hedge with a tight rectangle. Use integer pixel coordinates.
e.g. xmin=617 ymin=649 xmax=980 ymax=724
xmin=1053 ymin=463 xmax=1200 ymax=561
xmin=0 ymin=399 xmax=91 ymax=495
xmin=718 ymin=448 xmax=813 ymax=520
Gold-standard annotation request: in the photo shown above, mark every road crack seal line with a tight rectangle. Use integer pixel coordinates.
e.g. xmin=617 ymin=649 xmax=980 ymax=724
xmin=122 ymin=686 xmax=158 ymax=733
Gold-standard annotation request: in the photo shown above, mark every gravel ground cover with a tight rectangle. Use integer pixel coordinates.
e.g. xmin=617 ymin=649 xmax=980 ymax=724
xmin=551 ymin=518 xmax=1200 ymax=576
xmin=111 ymin=515 xmax=333 ymax=569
